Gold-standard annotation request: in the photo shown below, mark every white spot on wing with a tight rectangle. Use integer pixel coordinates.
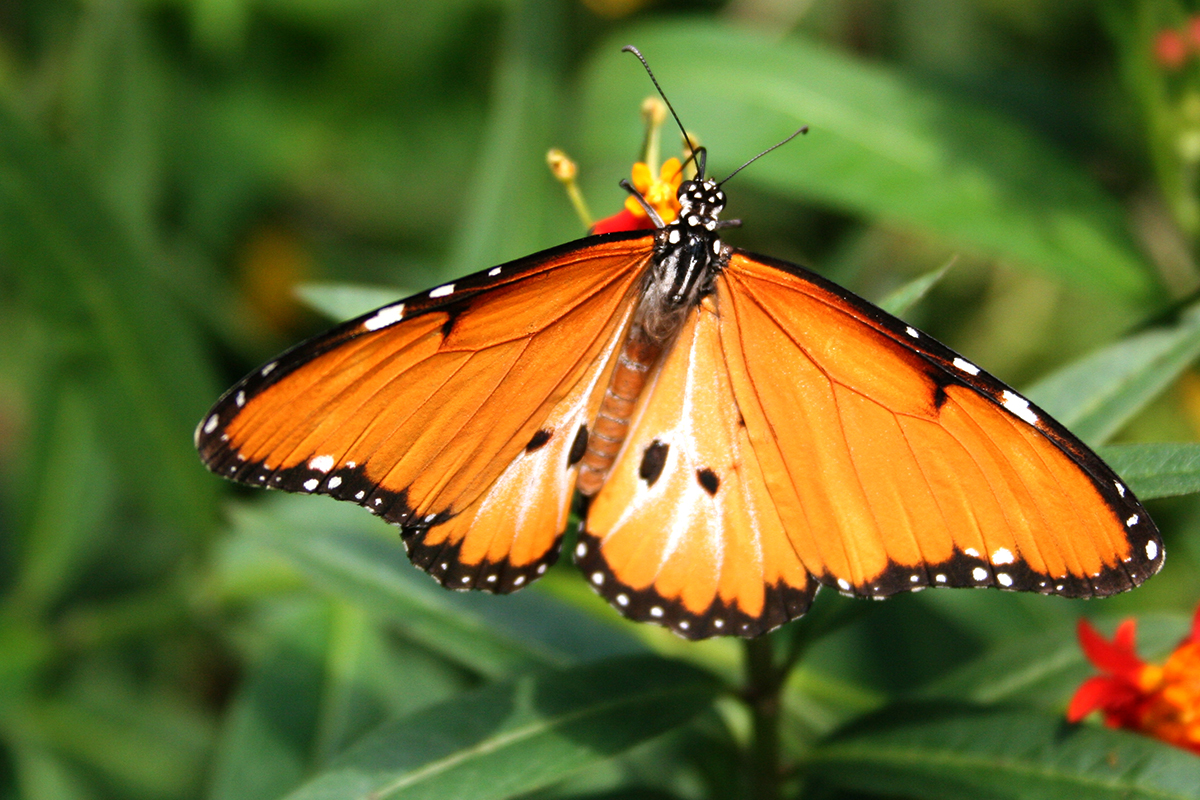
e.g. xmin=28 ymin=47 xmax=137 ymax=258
xmin=713 ymin=619 xmax=724 ymax=629
xmin=235 ymin=391 xmax=245 ymax=407
xmin=837 ymin=578 xmax=851 ymax=591
xmin=1116 ymin=481 xmax=1126 ymax=497
xmin=309 ymin=455 xmax=335 ymax=473
xmin=1001 ymin=390 xmax=1038 ymax=425
xmin=616 ymin=593 xmax=629 ymax=606
xmin=513 ymin=575 xmax=525 ymax=586
xmin=1126 ymin=514 xmax=1139 ymax=527
xmin=952 ymin=357 xmax=980 ymax=375
xmin=591 ymin=572 xmax=604 ymax=585
xmin=261 ymin=362 xmax=277 ymax=376
xmin=996 ymin=572 xmax=1013 ymax=587
xmin=1147 ymin=540 xmax=1159 ymax=560
xmin=203 ymin=415 xmax=218 ymax=434
xmin=935 ymin=574 xmax=947 ymax=583
xmin=302 ymin=478 xmax=318 ymax=492
xmin=910 ymin=574 xmax=920 ymax=583
xmin=327 ymin=476 xmax=342 ymax=489
xmin=488 ymin=267 xmax=502 ymax=277
xmin=991 ymin=547 xmax=1014 ymax=565
xmin=363 ymin=303 xmax=405 ymax=331
xmin=972 ymin=566 xmax=988 ymax=582
xmin=355 ymin=490 xmax=365 ymax=500
xmin=575 ymin=542 xmax=587 ymax=558
xmin=429 ymin=283 xmax=454 ymax=299
xmin=964 ymin=547 xmax=980 ymax=557
xmin=906 ymin=326 xmax=919 ymax=338
xmin=650 ymin=606 xmax=664 ymax=618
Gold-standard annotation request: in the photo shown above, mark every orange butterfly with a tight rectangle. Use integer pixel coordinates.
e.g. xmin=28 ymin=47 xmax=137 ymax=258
xmin=197 ymin=48 xmax=1163 ymax=639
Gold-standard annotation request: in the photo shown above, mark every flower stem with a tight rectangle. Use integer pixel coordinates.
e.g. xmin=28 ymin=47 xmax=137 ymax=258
xmin=743 ymin=636 xmax=784 ymax=800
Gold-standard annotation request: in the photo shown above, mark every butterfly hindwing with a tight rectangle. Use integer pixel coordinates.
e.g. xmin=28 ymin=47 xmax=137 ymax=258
xmin=577 ymin=294 xmax=817 ymax=639
xmin=197 ymin=232 xmax=653 ymax=591
xmin=718 ymin=251 xmax=1163 ymax=600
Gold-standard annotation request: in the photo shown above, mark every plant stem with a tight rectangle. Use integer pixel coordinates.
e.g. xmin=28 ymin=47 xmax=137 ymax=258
xmin=743 ymin=636 xmax=783 ymax=800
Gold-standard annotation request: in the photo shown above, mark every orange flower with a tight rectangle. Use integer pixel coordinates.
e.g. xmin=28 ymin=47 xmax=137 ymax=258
xmin=591 ymin=158 xmax=684 ymax=234
xmin=1068 ymin=605 xmax=1200 ymax=755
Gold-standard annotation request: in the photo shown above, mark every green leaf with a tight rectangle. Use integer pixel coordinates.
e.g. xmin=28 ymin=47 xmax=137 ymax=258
xmin=231 ymin=496 xmax=644 ymax=679
xmin=283 ymin=656 xmax=719 ymax=800
xmin=294 ymin=283 xmax=408 ymax=323
xmin=1098 ymin=443 xmax=1200 ymax=500
xmin=579 ymin=22 xmax=1156 ymax=300
xmin=806 ymin=702 xmax=1200 ymax=800
xmin=878 ymin=257 xmax=955 ymax=316
xmin=1024 ymin=303 xmax=1200 ymax=444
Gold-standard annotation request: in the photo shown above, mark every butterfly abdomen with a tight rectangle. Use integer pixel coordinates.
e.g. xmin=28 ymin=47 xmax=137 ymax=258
xmin=578 ymin=325 xmax=662 ymax=496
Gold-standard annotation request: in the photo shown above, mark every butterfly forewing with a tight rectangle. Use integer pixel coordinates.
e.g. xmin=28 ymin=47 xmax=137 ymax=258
xmin=719 ymin=251 xmax=1163 ymax=600
xmin=197 ymin=232 xmax=654 ymax=591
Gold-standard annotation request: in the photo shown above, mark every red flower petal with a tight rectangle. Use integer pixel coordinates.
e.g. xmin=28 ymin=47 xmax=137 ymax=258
xmin=1067 ymin=676 xmax=1123 ymax=722
xmin=1114 ymin=618 xmax=1138 ymax=653
xmin=1078 ymin=618 xmax=1146 ymax=681
xmin=590 ymin=207 xmax=652 ymax=235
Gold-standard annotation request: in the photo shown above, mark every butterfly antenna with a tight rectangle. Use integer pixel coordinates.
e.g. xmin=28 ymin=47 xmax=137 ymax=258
xmin=622 ymin=46 xmax=703 ymax=178
xmin=718 ymin=126 xmax=808 ymax=186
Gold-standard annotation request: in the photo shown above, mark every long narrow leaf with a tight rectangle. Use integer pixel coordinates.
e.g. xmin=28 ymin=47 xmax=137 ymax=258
xmin=284 ymin=656 xmax=718 ymax=800
xmin=1099 ymin=443 xmax=1200 ymax=500
xmin=807 ymin=702 xmax=1200 ymax=800
xmin=1024 ymin=304 xmax=1200 ymax=444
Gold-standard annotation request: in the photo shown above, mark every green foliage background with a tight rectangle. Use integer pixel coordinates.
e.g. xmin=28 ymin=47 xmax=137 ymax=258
xmin=4 ymin=0 xmax=1200 ymax=798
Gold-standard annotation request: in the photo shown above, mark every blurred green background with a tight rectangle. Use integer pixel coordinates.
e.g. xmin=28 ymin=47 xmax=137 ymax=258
xmin=5 ymin=1 xmax=1200 ymax=799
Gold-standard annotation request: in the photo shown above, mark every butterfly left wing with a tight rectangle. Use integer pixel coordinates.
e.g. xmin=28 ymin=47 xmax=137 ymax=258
xmin=197 ymin=233 xmax=653 ymax=592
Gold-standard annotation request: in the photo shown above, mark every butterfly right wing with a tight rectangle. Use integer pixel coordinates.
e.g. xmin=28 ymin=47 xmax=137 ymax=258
xmin=197 ymin=232 xmax=654 ymax=591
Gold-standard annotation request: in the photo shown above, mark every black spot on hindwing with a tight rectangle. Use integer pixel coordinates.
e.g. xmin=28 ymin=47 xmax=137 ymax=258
xmin=526 ymin=428 xmax=552 ymax=452
xmin=639 ymin=440 xmax=669 ymax=487
xmin=696 ymin=468 xmax=719 ymax=496
xmin=568 ymin=424 xmax=588 ymax=467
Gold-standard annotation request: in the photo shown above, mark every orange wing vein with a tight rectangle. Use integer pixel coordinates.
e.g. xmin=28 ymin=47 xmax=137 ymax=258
xmin=197 ymin=232 xmax=654 ymax=592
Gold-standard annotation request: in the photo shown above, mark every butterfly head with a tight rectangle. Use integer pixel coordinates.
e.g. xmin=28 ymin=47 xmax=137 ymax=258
xmin=676 ymin=178 xmax=726 ymax=232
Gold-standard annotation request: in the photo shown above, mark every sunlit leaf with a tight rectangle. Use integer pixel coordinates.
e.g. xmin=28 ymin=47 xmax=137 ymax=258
xmin=1025 ymin=304 xmax=1200 ymax=444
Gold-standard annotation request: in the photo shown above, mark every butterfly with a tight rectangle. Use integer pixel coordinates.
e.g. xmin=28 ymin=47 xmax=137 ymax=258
xmin=196 ymin=47 xmax=1163 ymax=640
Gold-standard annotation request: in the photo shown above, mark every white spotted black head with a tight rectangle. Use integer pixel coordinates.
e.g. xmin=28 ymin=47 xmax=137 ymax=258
xmin=677 ymin=178 xmax=726 ymax=232
xmin=644 ymin=177 xmax=728 ymax=329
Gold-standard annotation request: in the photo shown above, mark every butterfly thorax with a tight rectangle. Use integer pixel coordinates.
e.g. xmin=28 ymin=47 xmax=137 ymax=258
xmin=640 ymin=178 xmax=728 ymax=342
